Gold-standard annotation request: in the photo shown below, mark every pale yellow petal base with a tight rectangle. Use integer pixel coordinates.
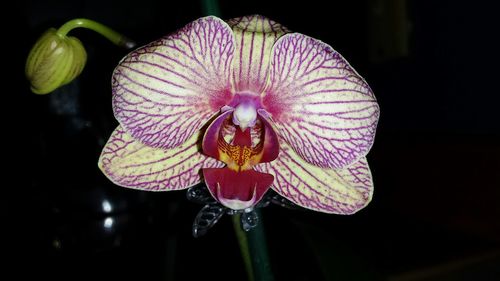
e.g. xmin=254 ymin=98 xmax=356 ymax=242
xmin=99 ymin=126 xmax=223 ymax=191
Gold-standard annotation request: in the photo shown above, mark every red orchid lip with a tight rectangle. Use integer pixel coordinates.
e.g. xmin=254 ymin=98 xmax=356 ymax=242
xmin=204 ymin=168 xmax=273 ymax=210
xmin=201 ymin=109 xmax=279 ymax=210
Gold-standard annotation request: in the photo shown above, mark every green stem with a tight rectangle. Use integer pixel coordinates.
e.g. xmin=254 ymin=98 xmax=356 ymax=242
xmin=232 ymin=210 xmax=274 ymax=281
xmin=232 ymin=214 xmax=254 ymax=281
xmin=201 ymin=0 xmax=221 ymax=17
xmin=56 ymin=18 xmax=135 ymax=48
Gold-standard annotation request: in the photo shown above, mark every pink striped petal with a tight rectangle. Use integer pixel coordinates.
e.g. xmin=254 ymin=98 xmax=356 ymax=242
xmin=255 ymin=142 xmax=373 ymax=214
xmin=262 ymin=33 xmax=379 ymax=169
xmin=112 ymin=16 xmax=235 ymax=149
xmin=98 ymin=126 xmax=224 ymax=191
xmin=227 ymin=15 xmax=289 ymax=93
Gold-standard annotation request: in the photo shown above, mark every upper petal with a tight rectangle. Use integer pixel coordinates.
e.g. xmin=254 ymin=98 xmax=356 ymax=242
xmin=255 ymin=142 xmax=373 ymax=214
xmin=99 ymin=126 xmax=224 ymax=191
xmin=262 ymin=33 xmax=379 ymax=169
xmin=113 ymin=16 xmax=235 ymax=149
xmin=227 ymin=15 xmax=289 ymax=93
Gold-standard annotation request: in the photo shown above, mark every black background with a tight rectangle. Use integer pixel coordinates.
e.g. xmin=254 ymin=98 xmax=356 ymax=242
xmin=4 ymin=1 xmax=500 ymax=280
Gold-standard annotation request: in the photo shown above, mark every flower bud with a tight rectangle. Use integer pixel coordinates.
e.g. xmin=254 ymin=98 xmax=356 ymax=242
xmin=25 ymin=28 xmax=87 ymax=94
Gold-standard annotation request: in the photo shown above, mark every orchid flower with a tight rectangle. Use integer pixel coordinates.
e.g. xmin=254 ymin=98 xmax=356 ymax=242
xmin=99 ymin=15 xmax=379 ymax=215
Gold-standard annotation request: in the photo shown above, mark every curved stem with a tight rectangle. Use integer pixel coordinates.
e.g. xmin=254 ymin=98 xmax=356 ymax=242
xmin=201 ymin=0 xmax=221 ymax=17
xmin=56 ymin=18 xmax=136 ymax=49
xmin=232 ymin=210 xmax=274 ymax=281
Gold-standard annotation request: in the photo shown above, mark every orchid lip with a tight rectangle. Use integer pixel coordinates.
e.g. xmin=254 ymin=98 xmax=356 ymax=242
xmin=217 ymin=182 xmax=257 ymax=210
xmin=201 ymin=106 xmax=279 ymax=210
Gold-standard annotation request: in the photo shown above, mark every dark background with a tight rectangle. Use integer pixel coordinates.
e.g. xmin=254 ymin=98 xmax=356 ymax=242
xmin=4 ymin=0 xmax=500 ymax=280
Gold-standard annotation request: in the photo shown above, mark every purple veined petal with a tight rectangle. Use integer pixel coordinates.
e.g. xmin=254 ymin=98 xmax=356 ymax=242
xmin=227 ymin=15 xmax=289 ymax=93
xmin=255 ymin=142 xmax=373 ymax=214
xmin=262 ymin=33 xmax=379 ymax=169
xmin=113 ymin=16 xmax=235 ymax=149
xmin=98 ymin=126 xmax=224 ymax=191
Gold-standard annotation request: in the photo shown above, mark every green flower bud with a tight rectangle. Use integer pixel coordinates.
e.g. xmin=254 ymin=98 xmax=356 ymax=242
xmin=25 ymin=28 xmax=87 ymax=95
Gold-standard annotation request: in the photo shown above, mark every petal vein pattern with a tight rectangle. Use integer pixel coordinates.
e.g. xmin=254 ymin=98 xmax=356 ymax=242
xmin=263 ymin=33 xmax=379 ymax=169
xmin=255 ymin=142 xmax=373 ymax=214
xmin=99 ymin=126 xmax=224 ymax=191
xmin=113 ymin=16 xmax=235 ymax=149
xmin=227 ymin=15 xmax=289 ymax=92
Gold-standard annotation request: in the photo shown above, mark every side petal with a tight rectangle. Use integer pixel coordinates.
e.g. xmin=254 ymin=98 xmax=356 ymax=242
xmin=99 ymin=126 xmax=224 ymax=191
xmin=202 ymin=110 xmax=233 ymax=160
xmin=227 ymin=15 xmax=289 ymax=93
xmin=257 ymin=110 xmax=280 ymax=163
xmin=255 ymin=142 xmax=373 ymax=214
xmin=262 ymin=33 xmax=379 ymax=169
xmin=113 ymin=16 xmax=235 ymax=149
